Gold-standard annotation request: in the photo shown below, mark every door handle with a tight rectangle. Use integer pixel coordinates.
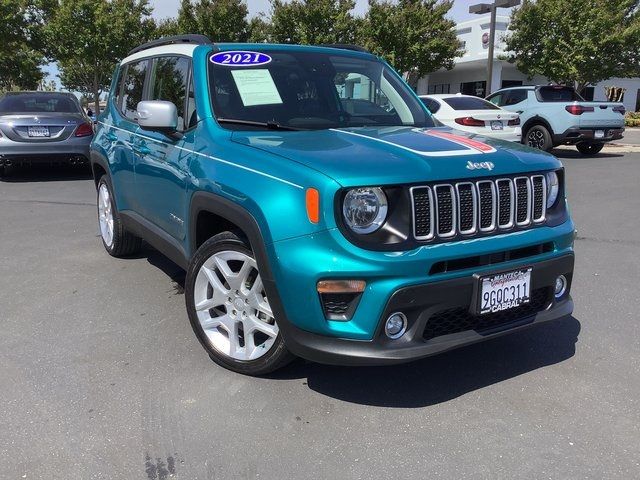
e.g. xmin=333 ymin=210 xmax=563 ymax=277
xmin=133 ymin=144 xmax=151 ymax=156
xmin=105 ymin=132 xmax=117 ymax=142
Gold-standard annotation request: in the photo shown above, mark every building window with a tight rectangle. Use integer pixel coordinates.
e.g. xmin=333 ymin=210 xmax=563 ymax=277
xmin=428 ymin=83 xmax=450 ymax=94
xmin=580 ymin=87 xmax=595 ymax=101
xmin=502 ymin=80 xmax=523 ymax=89
xmin=460 ymin=81 xmax=486 ymax=98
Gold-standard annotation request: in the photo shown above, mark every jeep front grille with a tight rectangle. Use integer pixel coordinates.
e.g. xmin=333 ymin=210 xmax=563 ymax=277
xmin=410 ymin=175 xmax=546 ymax=241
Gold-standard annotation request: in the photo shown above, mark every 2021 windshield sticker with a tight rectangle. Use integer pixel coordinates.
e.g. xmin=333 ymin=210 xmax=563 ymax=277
xmin=210 ymin=51 xmax=272 ymax=67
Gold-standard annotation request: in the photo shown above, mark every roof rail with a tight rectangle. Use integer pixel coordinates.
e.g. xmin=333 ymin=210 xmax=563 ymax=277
xmin=127 ymin=34 xmax=213 ymax=56
xmin=322 ymin=44 xmax=370 ymax=53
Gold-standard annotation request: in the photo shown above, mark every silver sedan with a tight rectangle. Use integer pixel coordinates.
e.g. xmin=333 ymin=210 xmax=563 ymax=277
xmin=0 ymin=91 xmax=94 ymax=176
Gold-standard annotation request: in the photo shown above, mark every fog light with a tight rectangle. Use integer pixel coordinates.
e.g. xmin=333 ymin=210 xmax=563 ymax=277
xmin=554 ymin=275 xmax=567 ymax=298
xmin=385 ymin=312 xmax=407 ymax=339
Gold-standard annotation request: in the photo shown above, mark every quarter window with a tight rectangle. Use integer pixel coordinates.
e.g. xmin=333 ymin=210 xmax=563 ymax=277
xmin=149 ymin=56 xmax=191 ymax=131
xmin=121 ymin=60 xmax=148 ymax=121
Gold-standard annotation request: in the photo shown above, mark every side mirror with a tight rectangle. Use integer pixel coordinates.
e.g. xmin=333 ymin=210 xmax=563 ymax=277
xmin=136 ymin=101 xmax=182 ymax=139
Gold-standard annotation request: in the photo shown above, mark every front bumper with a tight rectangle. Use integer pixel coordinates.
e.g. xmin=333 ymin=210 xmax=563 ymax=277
xmin=277 ymin=254 xmax=574 ymax=365
xmin=554 ymin=126 xmax=624 ymax=145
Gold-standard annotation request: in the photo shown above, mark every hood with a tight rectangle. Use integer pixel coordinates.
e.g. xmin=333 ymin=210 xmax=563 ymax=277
xmin=231 ymin=126 xmax=561 ymax=187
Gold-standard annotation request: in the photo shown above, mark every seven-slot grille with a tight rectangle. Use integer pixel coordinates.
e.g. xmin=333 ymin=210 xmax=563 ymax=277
xmin=411 ymin=175 xmax=546 ymax=241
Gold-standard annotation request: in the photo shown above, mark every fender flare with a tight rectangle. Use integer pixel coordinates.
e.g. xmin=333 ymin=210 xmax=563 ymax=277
xmin=522 ymin=116 xmax=555 ymax=137
xmin=188 ymin=191 xmax=295 ymax=335
xmin=89 ymin=150 xmax=112 ymax=187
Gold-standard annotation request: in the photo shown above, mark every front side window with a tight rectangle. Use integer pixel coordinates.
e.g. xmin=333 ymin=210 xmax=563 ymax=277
xmin=149 ymin=56 xmax=191 ymax=131
xmin=121 ymin=60 xmax=148 ymax=121
xmin=208 ymin=50 xmax=433 ymax=130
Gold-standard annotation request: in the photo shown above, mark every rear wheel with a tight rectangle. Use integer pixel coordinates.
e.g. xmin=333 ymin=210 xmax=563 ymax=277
xmin=97 ymin=176 xmax=142 ymax=256
xmin=576 ymin=142 xmax=604 ymax=155
xmin=525 ymin=124 xmax=553 ymax=151
xmin=185 ymin=232 xmax=294 ymax=375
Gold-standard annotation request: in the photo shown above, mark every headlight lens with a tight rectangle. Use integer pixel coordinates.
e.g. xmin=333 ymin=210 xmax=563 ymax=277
xmin=545 ymin=171 xmax=559 ymax=208
xmin=342 ymin=187 xmax=388 ymax=234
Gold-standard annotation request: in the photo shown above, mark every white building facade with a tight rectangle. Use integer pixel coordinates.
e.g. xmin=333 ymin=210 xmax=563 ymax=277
xmin=416 ymin=15 xmax=640 ymax=113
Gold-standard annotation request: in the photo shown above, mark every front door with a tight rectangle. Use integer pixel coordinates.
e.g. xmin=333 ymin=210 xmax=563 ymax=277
xmin=134 ymin=56 xmax=195 ymax=241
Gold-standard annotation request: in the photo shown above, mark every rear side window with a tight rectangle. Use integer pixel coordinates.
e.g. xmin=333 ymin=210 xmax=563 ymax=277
xmin=420 ymin=98 xmax=441 ymax=114
xmin=504 ymin=89 xmax=528 ymax=105
xmin=443 ymin=96 xmax=500 ymax=110
xmin=537 ymin=86 xmax=584 ymax=102
xmin=149 ymin=56 xmax=191 ymax=131
xmin=121 ymin=60 xmax=148 ymax=121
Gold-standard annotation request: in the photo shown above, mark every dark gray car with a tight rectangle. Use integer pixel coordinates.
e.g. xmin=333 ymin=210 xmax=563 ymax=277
xmin=0 ymin=92 xmax=93 ymax=176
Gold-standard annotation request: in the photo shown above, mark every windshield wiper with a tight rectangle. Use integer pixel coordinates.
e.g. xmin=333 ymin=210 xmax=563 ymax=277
xmin=216 ymin=118 xmax=305 ymax=131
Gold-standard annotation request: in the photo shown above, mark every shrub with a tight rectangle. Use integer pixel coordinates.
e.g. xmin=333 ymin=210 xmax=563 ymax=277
xmin=625 ymin=112 xmax=640 ymax=128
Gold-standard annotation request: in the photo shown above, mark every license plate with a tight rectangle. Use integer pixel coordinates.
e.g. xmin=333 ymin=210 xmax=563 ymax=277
xmin=594 ymin=130 xmax=605 ymax=139
xmin=28 ymin=126 xmax=50 ymax=137
xmin=491 ymin=121 xmax=503 ymax=131
xmin=478 ymin=268 xmax=532 ymax=315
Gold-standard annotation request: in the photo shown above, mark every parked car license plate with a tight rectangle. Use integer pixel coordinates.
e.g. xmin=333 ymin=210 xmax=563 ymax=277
xmin=478 ymin=268 xmax=532 ymax=314
xmin=28 ymin=126 xmax=50 ymax=137
xmin=491 ymin=121 xmax=503 ymax=130
xmin=594 ymin=130 xmax=605 ymax=139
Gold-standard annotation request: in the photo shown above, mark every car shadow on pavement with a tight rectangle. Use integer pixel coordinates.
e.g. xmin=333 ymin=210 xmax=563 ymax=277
xmin=551 ymin=148 xmax=624 ymax=159
xmin=275 ymin=316 xmax=581 ymax=408
xmin=139 ymin=244 xmax=581 ymax=408
xmin=0 ymin=164 xmax=92 ymax=182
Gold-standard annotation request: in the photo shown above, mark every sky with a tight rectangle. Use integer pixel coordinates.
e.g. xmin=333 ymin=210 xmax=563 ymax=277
xmin=43 ymin=0 xmax=499 ymax=86
xmin=150 ymin=0 xmax=480 ymax=22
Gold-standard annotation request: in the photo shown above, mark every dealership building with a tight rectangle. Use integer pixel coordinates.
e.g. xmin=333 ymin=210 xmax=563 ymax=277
xmin=416 ymin=15 xmax=640 ymax=113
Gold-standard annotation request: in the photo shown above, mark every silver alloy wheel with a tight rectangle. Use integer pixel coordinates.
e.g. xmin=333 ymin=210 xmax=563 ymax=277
xmin=98 ymin=183 xmax=114 ymax=247
xmin=193 ymin=250 xmax=278 ymax=361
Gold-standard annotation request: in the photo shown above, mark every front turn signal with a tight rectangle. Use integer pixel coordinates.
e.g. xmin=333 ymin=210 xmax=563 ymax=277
xmin=306 ymin=188 xmax=319 ymax=224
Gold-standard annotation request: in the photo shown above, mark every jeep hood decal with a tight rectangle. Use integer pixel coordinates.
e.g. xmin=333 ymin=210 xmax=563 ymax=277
xmin=231 ymin=126 xmax=561 ymax=187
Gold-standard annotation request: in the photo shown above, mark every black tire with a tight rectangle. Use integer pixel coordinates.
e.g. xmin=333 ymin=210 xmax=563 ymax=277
xmin=0 ymin=166 xmax=5 ymax=178
xmin=96 ymin=175 xmax=142 ymax=257
xmin=525 ymin=124 xmax=553 ymax=151
xmin=576 ymin=142 xmax=604 ymax=155
xmin=185 ymin=232 xmax=294 ymax=375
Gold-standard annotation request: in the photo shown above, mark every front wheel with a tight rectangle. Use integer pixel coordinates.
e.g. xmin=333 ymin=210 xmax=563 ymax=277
xmin=576 ymin=142 xmax=604 ymax=155
xmin=525 ymin=125 xmax=553 ymax=151
xmin=185 ymin=232 xmax=294 ymax=375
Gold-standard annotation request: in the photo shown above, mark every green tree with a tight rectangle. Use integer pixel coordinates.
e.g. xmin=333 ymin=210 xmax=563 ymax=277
xmin=505 ymin=0 xmax=640 ymax=92
xmin=248 ymin=17 xmax=272 ymax=43
xmin=362 ymin=0 xmax=462 ymax=89
xmin=269 ymin=0 xmax=361 ymax=45
xmin=158 ymin=0 xmax=250 ymax=42
xmin=45 ymin=0 xmax=155 ymax=114
xmin=0 ymin=0 xmax=53 ymax=91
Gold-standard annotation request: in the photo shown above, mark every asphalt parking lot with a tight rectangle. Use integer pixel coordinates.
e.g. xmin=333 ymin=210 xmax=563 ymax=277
xmin=1 ymin=149 xmax=639 ymax=480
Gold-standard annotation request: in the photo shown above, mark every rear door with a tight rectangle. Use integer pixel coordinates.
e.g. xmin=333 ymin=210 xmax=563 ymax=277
xmin=110 ymin=59 xmax=149 ymax=212
xmin=133 ymin=55 xmax=194 ymax=240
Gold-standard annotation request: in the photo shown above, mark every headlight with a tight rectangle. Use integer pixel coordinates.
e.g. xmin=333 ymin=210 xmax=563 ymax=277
xmin=342 ymin=187 xmax=388 ymax=234
xmin=546 ymin=171 xmax=559 ymax=208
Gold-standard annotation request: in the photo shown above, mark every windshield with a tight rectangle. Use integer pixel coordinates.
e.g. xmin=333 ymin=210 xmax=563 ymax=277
xmin=0 ymin=93 xmax=81 ymax=114
xmin=208 ymin=49 xmax=433 ymax=130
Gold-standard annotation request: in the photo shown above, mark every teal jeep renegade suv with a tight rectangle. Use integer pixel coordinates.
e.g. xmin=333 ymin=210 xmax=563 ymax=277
xmin=91 ymin=35 xmax=575 ymax=375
